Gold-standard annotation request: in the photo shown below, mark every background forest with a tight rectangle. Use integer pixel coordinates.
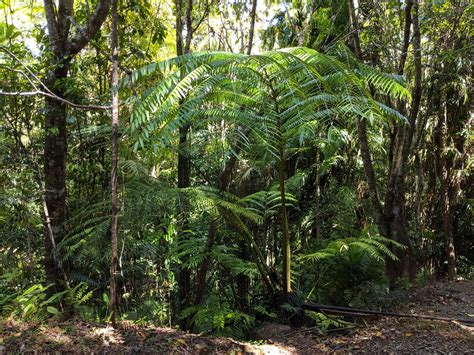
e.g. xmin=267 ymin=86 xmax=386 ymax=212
xmin=0 ymin=0 xmax=472 ymax=338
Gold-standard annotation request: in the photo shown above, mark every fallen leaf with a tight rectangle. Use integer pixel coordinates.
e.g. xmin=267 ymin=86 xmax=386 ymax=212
xmin=404 ymin=332 xmax=413 ymax=337
xmin=13 ymin=332 xmax=22 ymax=337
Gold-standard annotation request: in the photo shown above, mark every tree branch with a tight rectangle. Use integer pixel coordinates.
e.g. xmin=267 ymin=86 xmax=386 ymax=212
xmin=398 ymin=0 xmax=413 ymax=75
xmin=401 ymin=0 xmax=422 ymax=168
xmin=57 ymin=0 xmax=74 ymax=48
xmin=191 ymin=2 xmax=210 ymax=36
xmin=0 ymin=90 xmax=111 ymax=110
xmin=68 ymin=17 xmax=138 ymax=96
xmin=68 ymin=0 xmax=111 ymax=56
xmin=43 ymin=0 xmax=60 ymax=54
xmin=0 ymin=45 xmax=111 ymax=110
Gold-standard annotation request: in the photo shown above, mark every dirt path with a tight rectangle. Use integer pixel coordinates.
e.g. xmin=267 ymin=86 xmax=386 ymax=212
xmin=1 ymin=280 xmax=472 ymax=353
xmin=268 ymin=279 xmax=474 ymax=353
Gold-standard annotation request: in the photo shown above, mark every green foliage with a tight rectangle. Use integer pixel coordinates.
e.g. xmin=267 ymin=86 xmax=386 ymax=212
xmin=0 ymin=281 xmax=93 ymax=320
xmin=128 ymin=47 xmax=408 ymax=157
xmin=300 ymin=226 xmax=403 ymax=308
xmin=181 ymin=296 xmax=255 ymax=339
xmin=306 ymin=311 xmax=353 ymax=334
xmin=1 ymin=283 xmax=58 ymax=319
xmin=122 ymin=299 xmax=170 ymax=326
xmin=302 ymin=226 xmax=403 ymax=264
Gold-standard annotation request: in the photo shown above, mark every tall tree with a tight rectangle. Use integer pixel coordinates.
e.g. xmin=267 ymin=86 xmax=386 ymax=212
xmin=109 ymin=0 xmax=119 ymax=327
xmin=174 ymin=0 xmax=209 ymax=326
xmin=175 ymin=0 xmax=192 ymax=321
xmin=42 ymin=0 xmax=111 ymax=291
xmin=349 ymin=0 xmax=420 ymax=280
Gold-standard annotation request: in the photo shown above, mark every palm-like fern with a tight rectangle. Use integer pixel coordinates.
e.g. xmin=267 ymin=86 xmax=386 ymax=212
xmin=127 ymin=46 xmax=408 ymax=294
xmin=300 ymin=225 xmax=406 ymax=307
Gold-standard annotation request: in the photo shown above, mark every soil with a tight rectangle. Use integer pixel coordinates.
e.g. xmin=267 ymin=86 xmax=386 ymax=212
xmin=1 ymin=279 xmax=472 ymax=353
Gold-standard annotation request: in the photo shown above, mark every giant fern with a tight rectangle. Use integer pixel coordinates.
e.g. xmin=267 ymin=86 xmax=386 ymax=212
xmin=126 ymin=46 xmax=409 ymax=294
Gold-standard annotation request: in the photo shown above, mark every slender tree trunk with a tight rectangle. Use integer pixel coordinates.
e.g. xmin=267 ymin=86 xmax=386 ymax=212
xmin=174 ymin=0 xmax=209 ymax=324
xmin=356 ymin=118 xmax=387 ymax=234
xmin=276 ymin=120 xmax=291 ymax=294
xmin=279 ymin=154 xmax=291 ymax=294
xmin=236 ymin=242 xmax=250 ymax=309
xmin=174 ymin=0 xmax=184 ymax=56
xmin=234 ymin=3 xmax=259 ymax=310
xmin=347 ymin=0 xmax=362 ymax=57
xmin=439 ymin=87 xmax=457 ymax=280
xmin=174 ymin=0 xmax=212 ymax=319
xmin=184 ymin=0 xmax=194 ymax=52
xmin=313 ymin=150 xmax=321 ymax=239
xmin=246 ymin=0 xmax=258 ymax=55
xmin=109 ymin=0 xmax=119 ymax=328
xmin=176 ymin=122 xmax=192 ymax=324
xmin=174 ymin=0 xmax=193 ymax=327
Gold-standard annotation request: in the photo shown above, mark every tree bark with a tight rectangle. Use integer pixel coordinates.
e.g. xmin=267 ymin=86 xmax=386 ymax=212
xmin=43 ymin=64 xmax=69 ymax=292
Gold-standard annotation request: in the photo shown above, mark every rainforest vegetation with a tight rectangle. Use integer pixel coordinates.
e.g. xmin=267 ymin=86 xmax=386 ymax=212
xmin=0 ymin=0 xmax=472 ymax=348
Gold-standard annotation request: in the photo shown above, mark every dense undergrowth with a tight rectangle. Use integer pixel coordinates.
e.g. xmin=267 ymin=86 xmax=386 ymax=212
xmin=1 ymin=222 xmax=471 ymax=340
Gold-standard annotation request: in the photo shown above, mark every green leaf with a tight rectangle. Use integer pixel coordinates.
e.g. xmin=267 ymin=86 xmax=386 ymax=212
xmin=47 ymin=306 xmax=59 ymax=315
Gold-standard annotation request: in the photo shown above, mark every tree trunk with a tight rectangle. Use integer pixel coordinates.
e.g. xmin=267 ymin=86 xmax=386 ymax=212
xmin=176 ymin=123 xmax=192 ymax=325
xmin=279 ymin=158 xmax=291 ymax=294
xmin=276 ymin=122 xmax=291 ymax=294
xmin=236 ymin=242 xmax=250 ymax=311
xmin=174 ymin=0 xmax=193 ymax=327
xmin=246 ymin=0 xmax=258 ymax=55
xmin=42 ymin=0 xmax=111 ymax=291
xmin=109 ymin=0 xmax=119 ymax=327
xmin=313 ymin=150 xmax=321 ymax=239
xmin=385 ymin=190 xmax=417 ymax=279
xmin=439 ymin=86 xmax=458 ymax=280
xmin=384 ymin=0 xmax=421 ymax=280
xmin=43 ymin=63 xmax=69 ymax=292
xmin=349 ymin=0 xmax=419 ymax=281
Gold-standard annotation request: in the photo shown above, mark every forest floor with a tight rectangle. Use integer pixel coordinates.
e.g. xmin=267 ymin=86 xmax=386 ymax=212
xmin=1 ymin=279 xmax=473 ymax=353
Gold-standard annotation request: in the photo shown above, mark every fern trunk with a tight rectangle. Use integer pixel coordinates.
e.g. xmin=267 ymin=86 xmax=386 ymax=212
xmin=277 ymin=122 xmax=291 ymax=295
